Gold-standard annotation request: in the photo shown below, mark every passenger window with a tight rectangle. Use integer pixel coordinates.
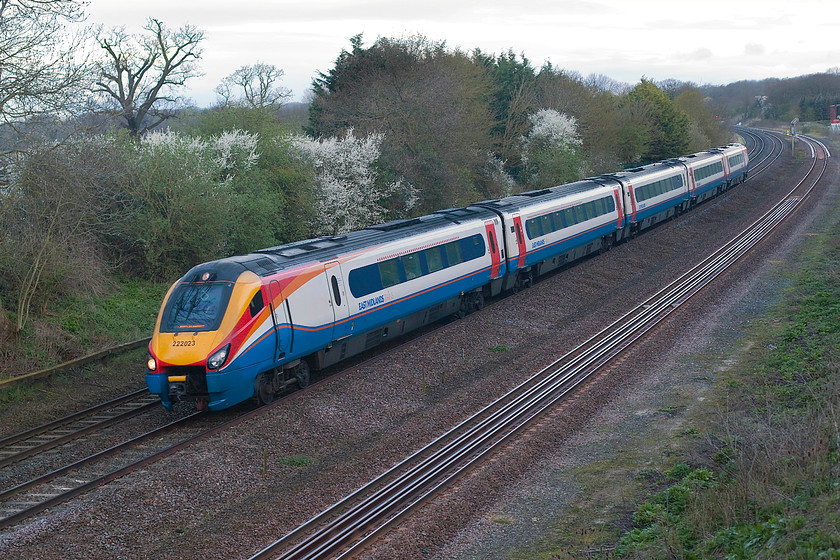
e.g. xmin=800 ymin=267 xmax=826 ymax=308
xmin=379 ymin=259 xmax=401 ymax=288
xmin=348 ymin=264 xmax=383 ymax=298
xmin=540 ymin=214 xmax=553 ymax=234
xmin=425 ymin=247 xmax=445 ymax=273
xmin=525 ymin=218 xmax=539 ymax=239
xmin=445 ymin=240 xmax=463 ymax=266
xmin=402 ymin=254 xmax=422 ymax=280
xmin=330 ymin=275 xmax=342 ymax=306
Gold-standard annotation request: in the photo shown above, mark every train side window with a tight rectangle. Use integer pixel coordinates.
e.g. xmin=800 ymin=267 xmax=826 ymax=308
xmin=488 ymin=231 xmax=497 ymax=254
xmin=402 ymin=253 xmax=422 ymax=280
xmin=597 ymin=198 xmax=607 ymax=215
xmin=379 ymin=259 xmax=401 ymax=288
xmin=525 ymin=218 xmax=539 ymax=239
xmin=425 ymin=246 xmax=445 ymax=273
xmin=553 ymin=211 xmax=565 ymax=229
xmin=445 ymin=241 xmax=463 ymax=267
xmin=540 ymin=214 xmax=553 ymax=235
xmin=249 ymin=290 xmax=265 ymax=318
xmin=348 ymin=264 xmax=383 ymax=298
xmin=460 ymin=234 xmax=485 ymax=261
xmin=574 ymin=204 xmax=586 ymax=223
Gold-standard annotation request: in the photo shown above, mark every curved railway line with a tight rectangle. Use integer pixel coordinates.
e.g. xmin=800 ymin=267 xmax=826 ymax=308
xmin=248 ymin=129 xmax=829 ymax=559
xmin=0 ymin=128 xmax=829 ymax=559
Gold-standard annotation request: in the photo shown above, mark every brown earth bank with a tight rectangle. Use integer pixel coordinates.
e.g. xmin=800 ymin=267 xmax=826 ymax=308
xmin=0 ymin=135 xmax=835 ymax=559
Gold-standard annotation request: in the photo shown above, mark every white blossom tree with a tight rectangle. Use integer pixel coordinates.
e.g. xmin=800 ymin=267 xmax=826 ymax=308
xmin=289 ymin=129 xmax=416 ymax=235
xmin=520 ymin=108 xmax=583 ymax=189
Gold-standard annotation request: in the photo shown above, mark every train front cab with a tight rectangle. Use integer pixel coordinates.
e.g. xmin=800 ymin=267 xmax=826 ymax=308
xmin=146 ymin=266 xmax=274 ymax=411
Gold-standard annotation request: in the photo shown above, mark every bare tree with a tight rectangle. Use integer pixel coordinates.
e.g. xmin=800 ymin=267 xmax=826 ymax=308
xmin=0 ymin=0 xmax=92 ymax=138
xmin=0 ymin=0 xmax=93 ymax=337
xmin=215 ymin=62 xmax=292 ymax=109
xmin=94 ymin=18 xmax=204 ymax=137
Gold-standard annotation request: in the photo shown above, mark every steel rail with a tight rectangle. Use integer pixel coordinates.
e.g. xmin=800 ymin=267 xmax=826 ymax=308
xmin=0 ymin=393 xmax=160 ymax=469
xmin=0 ymin=337 xmax=151 ymax=390
xmin=0 ymin=388 xmax=149 ymax=449
xmin=0 ymin=411 xmax=201 ymax=531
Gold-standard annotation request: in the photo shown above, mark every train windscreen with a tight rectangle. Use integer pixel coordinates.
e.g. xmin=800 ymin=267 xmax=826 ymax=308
xmin=160 ymin=281 xmax=234 ymax=332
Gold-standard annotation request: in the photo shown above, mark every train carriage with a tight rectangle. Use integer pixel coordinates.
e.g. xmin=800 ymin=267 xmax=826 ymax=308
xmin=679 ymin=150 xmax=727 ymax=204
xmin=606 ymin=161 xmax=690 ymax=235
xmin=472 ymin=178 xmax=626 ymax=291
xmin=719 ymin=143 xmax=750 ymax=186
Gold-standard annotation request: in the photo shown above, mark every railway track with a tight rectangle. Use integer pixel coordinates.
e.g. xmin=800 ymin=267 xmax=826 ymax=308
xmin=0 ymin=389 xmax=158 ymax=470
xmin=0 ymin=410 xmax=202 ymax=529
xmin=248 ymin=129 xmax=828 ymax=559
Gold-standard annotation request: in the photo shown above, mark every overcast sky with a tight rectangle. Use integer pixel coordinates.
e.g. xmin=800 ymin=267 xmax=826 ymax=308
xmin=84 ymin=0 xmax=840 ymax=107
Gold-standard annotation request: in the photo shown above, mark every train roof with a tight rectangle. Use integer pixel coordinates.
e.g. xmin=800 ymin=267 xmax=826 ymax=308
xmin=183 ymin=206 xmax=499 ymax=281
xmin=603 ymin=159 xmax=684 ymax=183
xmin=471 ymin=178 xmax=620 ymax=213
xmin=674 ymin=149 xmax=724 ymax=165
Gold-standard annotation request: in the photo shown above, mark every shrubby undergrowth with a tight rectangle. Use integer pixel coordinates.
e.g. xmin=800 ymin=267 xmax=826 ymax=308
xmin=612 ymin=223 xmax=840 ymax=559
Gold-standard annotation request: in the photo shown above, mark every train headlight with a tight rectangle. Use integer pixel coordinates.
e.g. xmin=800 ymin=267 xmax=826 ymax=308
xmin=207 ymin=344 xmax=231 ymax=371
xmin=147 ymin=355 xmax=157 ymax=371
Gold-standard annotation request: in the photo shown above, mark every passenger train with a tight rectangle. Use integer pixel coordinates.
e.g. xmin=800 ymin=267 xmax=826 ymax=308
xmin=146 ymin=143 xmax=749 ymax=411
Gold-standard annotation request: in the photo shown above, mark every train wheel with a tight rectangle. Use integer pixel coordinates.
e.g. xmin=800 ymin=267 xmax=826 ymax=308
xmin=473 ymin=291 xmax=485 ymax=312
xmin=600 ymin=236 xmax=614 ymax=254
xmin=296 ymin=360 xmax=311 ymax=389
xmin=257 ymin=374 xmax=274 ymax=405
xmin=512 ymin=272 xmax=529 ymax=293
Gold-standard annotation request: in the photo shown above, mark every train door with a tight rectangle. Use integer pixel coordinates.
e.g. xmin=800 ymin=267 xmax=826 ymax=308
xmin=623 ymin=182 xmax=637 ymax=227
xmin=268 ymin=280 xmax=292 ymax=360
xmin=323 ymin=261 xmax=353 ymax=341
xmin=484 ymin=220 xmax=502 ymax=279
xmin=613 ymin=188 xmax=624 ymax=228
xmin=511 ymin=213 xmax=527 ymax=268
xmin=688 ymin=166 xmax=697 ymax=197
xmin=722 ymin=154 xmax=731 ymax=183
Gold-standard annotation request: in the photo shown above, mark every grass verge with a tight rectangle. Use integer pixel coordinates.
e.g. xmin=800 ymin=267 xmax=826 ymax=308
xmin=0 ymin=278 xmax=168 ymax=380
